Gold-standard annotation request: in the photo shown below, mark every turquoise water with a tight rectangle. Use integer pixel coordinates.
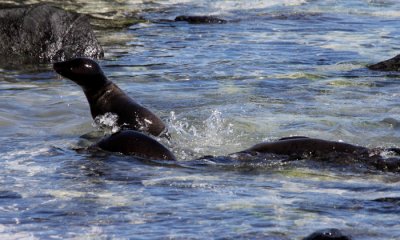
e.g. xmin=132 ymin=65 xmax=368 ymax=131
xmin=1 ymin=0 xmax=400 ymax=239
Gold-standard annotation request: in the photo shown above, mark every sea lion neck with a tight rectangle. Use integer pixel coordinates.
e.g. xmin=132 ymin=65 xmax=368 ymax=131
xmin=80 ymin=75 xmax=112 ymax=92
xmin=82 ymin=79 xmax=114 ymax=100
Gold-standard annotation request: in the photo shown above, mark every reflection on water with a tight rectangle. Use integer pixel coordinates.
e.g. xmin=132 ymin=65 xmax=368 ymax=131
xmin=1 ymin=0 xmax=400 ymax=239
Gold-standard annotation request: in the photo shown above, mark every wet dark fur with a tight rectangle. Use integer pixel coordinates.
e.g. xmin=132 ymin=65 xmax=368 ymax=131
xmin=53 ymin=58 xmax=167 ymax=137
xmin=95 ymin=130 xmax=175 ymax=160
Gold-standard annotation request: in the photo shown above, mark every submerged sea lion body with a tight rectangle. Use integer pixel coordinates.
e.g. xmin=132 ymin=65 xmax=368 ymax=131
xmin=53 ymin=58 xmax=167 ymax=137
xmin=95 ymin=130 xmax=176 ymax=160
xmin=239 ymin=136 xmax=400 ymax=172
xmin=243 ymin=137 xmax=369 ymax=157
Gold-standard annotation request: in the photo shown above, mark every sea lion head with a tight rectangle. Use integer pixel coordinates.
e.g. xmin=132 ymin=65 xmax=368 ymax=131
xmin=53 ymin=58 xmax=108 ymax=90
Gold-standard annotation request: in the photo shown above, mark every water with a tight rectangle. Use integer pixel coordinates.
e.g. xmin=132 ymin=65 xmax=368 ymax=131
xmin=1 ymin=0 xmax=400 ymax=239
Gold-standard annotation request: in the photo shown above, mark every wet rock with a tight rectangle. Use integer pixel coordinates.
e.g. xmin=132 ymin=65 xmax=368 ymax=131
xmin=303 ymin=228 xmax=351 ymax=240
xmin=175 ymin=15 xmax=227 ymax=24
xmin=0 ymin=4 xmax=103 ymax=63
xmin=368 ymin=54 xmax=400 ymax=71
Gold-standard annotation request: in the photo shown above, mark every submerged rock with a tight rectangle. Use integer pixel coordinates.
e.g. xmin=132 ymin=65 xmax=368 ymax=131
xmin=368 ymin=54 xmax=400 ymax=71
xmin=0 ymin=4 xmax=103 ymax=63
xmin=303 ymin=228 xmax=351 ymax=240
xmin=175 ymin=15 xmax=227 ymax=24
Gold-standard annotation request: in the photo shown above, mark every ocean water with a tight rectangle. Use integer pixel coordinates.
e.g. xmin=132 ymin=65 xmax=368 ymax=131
xmin=1 ymin=0 xmax=400 ymax=239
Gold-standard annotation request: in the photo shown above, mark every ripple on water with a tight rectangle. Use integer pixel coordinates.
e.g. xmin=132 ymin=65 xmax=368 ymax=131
xmin=1 ymin=0 xmax=400 ymax=239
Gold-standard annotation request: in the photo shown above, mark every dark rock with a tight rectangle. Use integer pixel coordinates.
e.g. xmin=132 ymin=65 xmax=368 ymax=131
xmin=368 ymin=54 xmax=400 ymax=71
xmin=175 ymin=15 xmax=227 ymax=24
xmin=303 ymin=228 xmax=351 ymax=240
xmin=0 ymin=4 xmax=103 ymax=63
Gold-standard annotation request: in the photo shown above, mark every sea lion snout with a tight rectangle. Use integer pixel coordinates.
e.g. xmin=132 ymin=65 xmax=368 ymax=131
xmin=53 ymin=61 xmax=65 ymax=74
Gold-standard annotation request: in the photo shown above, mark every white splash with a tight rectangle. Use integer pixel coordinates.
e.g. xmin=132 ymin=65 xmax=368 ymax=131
xmin=166 ymin=110 xmax=240 ymax=159
xmin=137 ymin=117 xmax=153 ymax=132
xmin=92 ymin=112 xmax=120 ymax=134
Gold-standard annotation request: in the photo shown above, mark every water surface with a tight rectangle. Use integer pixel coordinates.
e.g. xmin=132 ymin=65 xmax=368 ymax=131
xmin=1 ymin=0 xmax=400 ymax=239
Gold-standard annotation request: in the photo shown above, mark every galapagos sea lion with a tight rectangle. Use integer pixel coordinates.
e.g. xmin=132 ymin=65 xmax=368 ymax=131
xmin=242 ymin=137 xmax=369 ymax=158
xmin=238 ymin=136 xmax=400 ymax=172
xmin=53 ymin=58 xmax=167 ymax=137
xmin=94 ymin=130 xmax=176 ymax=160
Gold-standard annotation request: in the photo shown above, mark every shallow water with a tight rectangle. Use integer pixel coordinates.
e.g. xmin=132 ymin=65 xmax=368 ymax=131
xmin=1 ymin=0 xmax=400 ymax=239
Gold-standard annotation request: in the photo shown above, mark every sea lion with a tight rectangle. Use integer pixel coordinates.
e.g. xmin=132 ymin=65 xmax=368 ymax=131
xmin=53 ymin=58 xmax=167 ymax=137
xmin=239 ymin=137 xmax=400 ymax=172
xmin=242 ymin=137 xmax=369 ymax=158
xmin=94 ymin=130 xmax=176 ymax=160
